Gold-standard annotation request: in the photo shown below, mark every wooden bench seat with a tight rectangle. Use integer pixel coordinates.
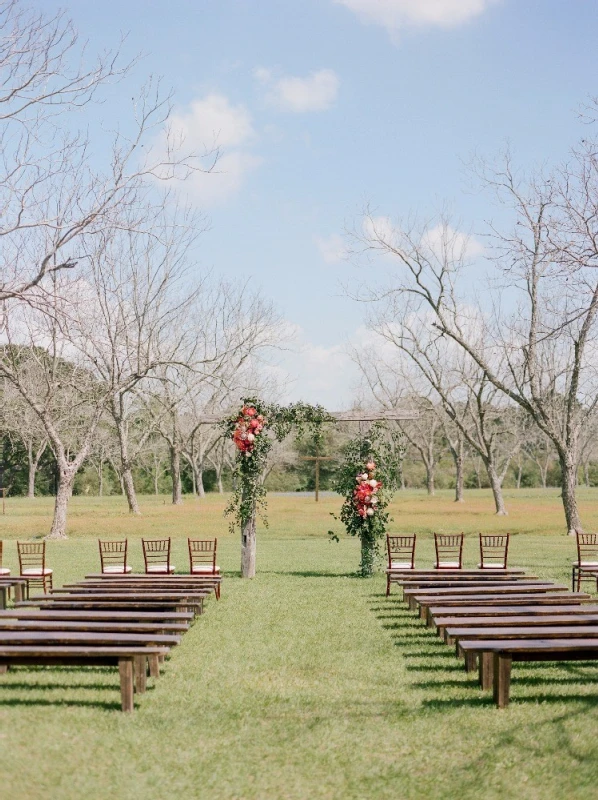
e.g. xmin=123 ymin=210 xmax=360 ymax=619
xmin=404 ymin=583 xmax=564 ymax=611
xmin=0 ymin=645 xmax=168 ymax=711
xmin=0 ymin=619 xmax=189 ymax=633
xmin=459 ymin=638 xmax=598 ymax=707
xmin=434 ymin=613 xmax=598 ymax=640
xmin=430 ymin=604 xmax=598 ymax=621
xmin=416 ymin=592 xmax=590 ymax=624
xmin=448 ymin=624 xmax=598 ymax=672
xmin=0 ymin=609 xmax=194 ymax=623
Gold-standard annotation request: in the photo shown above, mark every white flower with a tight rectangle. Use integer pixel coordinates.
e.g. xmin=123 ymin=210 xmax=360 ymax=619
xmin=366 ymin=507 xmax=375 ymax=516
xmin=361 ymin=472 xmax=369 ymax=480
xmin=369 ymin=479 xmax=377 ymax=488
xmin=371 ymin=496 xmax=378 ymax=504
xmin=246 ymin=433 xmax=255 ymax=442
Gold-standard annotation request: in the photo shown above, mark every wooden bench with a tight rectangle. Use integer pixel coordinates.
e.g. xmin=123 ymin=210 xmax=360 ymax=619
xmin=0 ymin=645 xmax=168 ymax=711
xmin=18 ymin=593 xmax=205 ymax=614
xmin=448 ymin=624 xmax=598 ymax=672
xmin=434 ymin=613 xmax=598 ymax=641
xmin=386 ymin=568 xmax=527 ymax=593
xmin=459 ymin=639 xmax=598 ymax=707
xmin=429 ymin=604 xmax=598 ymax=622
xmin=0 ymin=609 xmax=195 ymax=623
xmin=416 ymin=592 xmax=590 ymax=624
xmin=403 ymin=583 xmax=564 ymax=611
xmin=0 ymin=629 xmax=181 ymax=678
xmin=0 ymin=577 xmax=27 ymax=606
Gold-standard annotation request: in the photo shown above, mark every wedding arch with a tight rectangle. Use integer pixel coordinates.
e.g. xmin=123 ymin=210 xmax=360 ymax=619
xmin=201 ymin=401 xmax=417 ymax=578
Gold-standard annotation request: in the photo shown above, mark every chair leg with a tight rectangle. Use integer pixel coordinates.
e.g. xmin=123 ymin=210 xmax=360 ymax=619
xmin=386 ymin=575 xmax=390 ymax=597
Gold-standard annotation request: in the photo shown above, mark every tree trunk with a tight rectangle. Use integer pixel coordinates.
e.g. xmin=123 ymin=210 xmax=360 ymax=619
xmin=196 ymin=465 xmax=205 ymax=498
xmin=171 ymin=446 xmax=182 ymax=505
xmin=217 ymin=466 xmax=224 ymax=494
xmin=122 ymin=468 xmax=140 ymax=514
xmin=425 ymin=462 xmax=435 ymax=496
xmin=516 ymin=460 xmax=522 ymax=490
xmin=560 ymin=454 xmax=583 ymax=535
xmin=241 ymin=505 xmax=256 ymax=578
xmin=486 ymin=461 xmax=508 ymax=516
xmin=116 ymin=419 xmax=141 ymax=514
xmin=98 ymin=458 xmax=104 ymax=497
xmin=584 ymin=461 xmax=590 ymax=488
xmin=47 ymin=467 xmax=75 ymax=539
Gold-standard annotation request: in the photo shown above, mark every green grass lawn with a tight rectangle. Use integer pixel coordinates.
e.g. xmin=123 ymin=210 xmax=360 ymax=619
xmin=1 ymin=489 xmax=598 ymax=799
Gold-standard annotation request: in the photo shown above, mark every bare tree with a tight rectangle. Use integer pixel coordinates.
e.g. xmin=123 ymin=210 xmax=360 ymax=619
xmin=355 ymin=175 xmax=598 ymax=533
xmin=66 ymin=203 xmax=206 ymax=514
xmin=0 ymin=0 xmax=133 ymax=301
xmin=146 ymin=283 xmax=286 ymax=505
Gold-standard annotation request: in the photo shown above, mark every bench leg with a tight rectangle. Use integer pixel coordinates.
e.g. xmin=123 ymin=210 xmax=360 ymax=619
xmin=419 ymin=604 xmax=427 ymax=621
xmin=148 ymin=653 xmax=160 ymax=678
xmin=479 ymin=652 xmax=493 ymax=690
xmin=0 ymin=663 xmax=8 ymax=674
xmin=493 ymin=654 xmax=512 ymax=708
xmin=134 ymin=656 xmax=147 ymax=694
xmin=14 ymin=583 xmax=23 ymax=604
xmin=464 ymin=651 xmax=477 ymax=673
xmin=0 ymin=589 xmax=5 ymax=611
xmin=119 ymin=658 xmax=134 ymax=712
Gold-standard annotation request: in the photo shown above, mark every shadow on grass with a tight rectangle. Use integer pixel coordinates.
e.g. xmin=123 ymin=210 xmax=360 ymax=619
xmin=256 ymin=570 xmax=361 ymax=578
xmin=0 ymin=680 xmax=120 ymax=691
xmin=0 ymin=694 xmax=123 ymax=710
xmin=422 ymin=692 xmax=598 ymax=711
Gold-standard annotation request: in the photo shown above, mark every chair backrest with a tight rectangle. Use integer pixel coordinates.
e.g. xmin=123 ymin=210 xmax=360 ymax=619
xmin=576 ymin=532 xmax=598 ymax=565
xmin=99 ymin=539 xmax=128 ymax=573
xmin=479 ymin=534 xmax=509 ymax=568
xmin=18 ymin=541 xmax=45 ymax=573
xmin=386 ymin=535 xmax=416 ymax=569
xmin=188 ymin=538 xmax=217 ymax=571
xmin=142 ymin=538 xmax=171 ymax=571
xmin=434 ymin=533 xmax=463 ymax=569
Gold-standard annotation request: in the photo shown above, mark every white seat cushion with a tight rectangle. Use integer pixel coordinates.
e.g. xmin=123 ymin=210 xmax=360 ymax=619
xmin=21 ymin=568 xmax=52 ymax=576
xmin=574 ymin=561 xmax=598 ymax=567
xmin=103 ymin=565 xmax=132 ymax=574
xmin=390 ymin=562 xmax=413 ymax=569
xmin=477 ymin=564 xmax=504 ymax=569
xmin=437 ymin=562 xmax=461 ymax=568
xmin=191 ymin=565 xmax=220 ymax=573
xmin=0 ymin=567 xmax=10 ymax=575
xmin=146 ymin=564 xmax=175 ymax=573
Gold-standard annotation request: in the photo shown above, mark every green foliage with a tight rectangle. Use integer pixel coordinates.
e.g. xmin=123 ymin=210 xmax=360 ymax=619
xmin=329 ymin=424 xmax=404 ymax=576
xmin=223 ymin=397 xmax=333 ymax=531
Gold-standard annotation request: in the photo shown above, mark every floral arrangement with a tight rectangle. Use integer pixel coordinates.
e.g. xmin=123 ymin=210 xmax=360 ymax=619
xmin=353 ymin=461 xmax=382 ymax=518
xmin=329 ymin=426 xmax=403 ymax=576
xmin=232 ymin=404 xmax=266 ymax=455
xmin=223 ymin=397 xmax=333 ymax=535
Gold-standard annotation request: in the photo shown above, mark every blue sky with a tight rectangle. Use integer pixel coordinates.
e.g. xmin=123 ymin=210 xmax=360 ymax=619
xmin=42 ymin=0 xmax=598 ymax=407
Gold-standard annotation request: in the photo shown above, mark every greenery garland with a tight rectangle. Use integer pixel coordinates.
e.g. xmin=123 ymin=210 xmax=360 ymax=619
xmin=329 ymin=424 xmax=404 ymax=576
xmin=223 ymin=397 xmax=333 ymax=532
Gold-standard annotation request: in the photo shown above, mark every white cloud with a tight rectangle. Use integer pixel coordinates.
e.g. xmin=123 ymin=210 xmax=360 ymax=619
xmin=158 ymin=93 xmax=261 ymax=206
xmin=421 ymin=223 xmax=485 ymax=261
xmin=363 ymin=215 xmax=396 ymax=247
xmin=315 ymin=234 xmax=346 ymax=264
xmin=335 ymin=0 xmax=497 ymax=37
xmin=255 ymin=68 xmax=340 ymax=113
